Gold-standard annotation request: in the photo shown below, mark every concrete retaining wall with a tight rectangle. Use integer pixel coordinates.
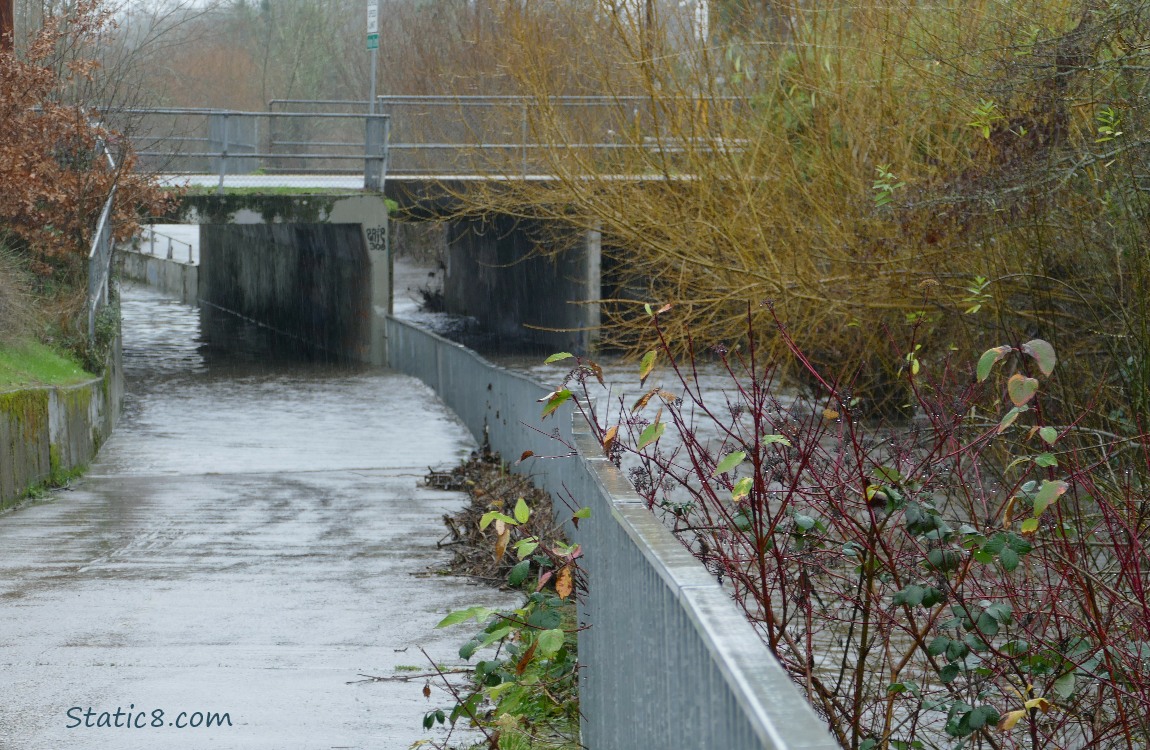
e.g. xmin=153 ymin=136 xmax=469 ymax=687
xmin=200 ymin=223 xmax=371 ymax=360
xmin=385 ymin=316 xmax=837 ymax=750
xmin=0 ymin=341 xmax=123 ymax=510
xmin=120 ymin=250 xmax=199 ymax=305
xmin=445 ymin=216 xmax=600 ymax=354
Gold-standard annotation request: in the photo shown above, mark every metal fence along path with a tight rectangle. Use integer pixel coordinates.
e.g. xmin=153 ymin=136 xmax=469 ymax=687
xmin=385 ymin=315 xmax=839 ymax=750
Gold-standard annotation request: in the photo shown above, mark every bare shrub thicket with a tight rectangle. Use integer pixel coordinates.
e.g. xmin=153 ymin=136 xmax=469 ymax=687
xmin=547 ymin=316 xmax=1150 ymax=749
xmin=439 ymin=0 xmax=1150 ymax=427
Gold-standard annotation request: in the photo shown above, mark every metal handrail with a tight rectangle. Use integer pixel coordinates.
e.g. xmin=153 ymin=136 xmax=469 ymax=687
xmin=138 ymin=227 xmax=195 ymax=264
xmin=118 ymin=108 xmax=389 ymax=191
xmin=87 ymin=140 xmax=118 ymax=344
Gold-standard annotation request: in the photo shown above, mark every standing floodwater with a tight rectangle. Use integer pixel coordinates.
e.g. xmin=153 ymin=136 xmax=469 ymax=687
xmin=0 ymin=284 xmax=513 ymax=749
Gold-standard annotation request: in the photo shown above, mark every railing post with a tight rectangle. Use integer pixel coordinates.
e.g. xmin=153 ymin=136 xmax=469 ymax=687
xmin=217 ymin=112 xmax=230 ymax=195
xmin=521 ymin=99 xmax=528 ymax=178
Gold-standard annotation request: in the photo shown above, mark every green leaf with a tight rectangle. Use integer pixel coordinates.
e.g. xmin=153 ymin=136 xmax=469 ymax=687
xmin=639 ymin=350 xmax=657 ymax=386
xmin=927 ymin=637 xmax=950 ymax=657
xmin=637 ymin=420 xmax=666 ymax=449
xmin=939 ymin=663 xmax=961 ymax=684
xmin=972 ymin=549 xmax=994 ymax=564
xmin=535 ymin=628 xmax=565 ymax=657
xmin=887 ymin=681 xmax=921 ymax=698
xmin=983 ymin=533 xmax=1007 ymax=555
xmin=947 ymin=638 xmax=971 ymax=661
xmin=761 ymin=433 xmax=792 ymax=446
xmin=967 ymin=705 xmax=999 ymax=731
xmin=1034 ymin=453 xmax=1058 ymax=468
xmin=1053 ymin=672 xmax=1076 ymax=699
xmin=893 ymin=584 xmax=925 ymax=607
xmin=1039 ymin=426 xmax=1058 ymax=445
xmin=712 ymin=451 xmax=746 ymax=476
xmin=514 ymin=539 xmax=539 ymax=559
xmin=1002 ymin=639 xmax=1030 ymax=656
xmin=874 ymin=466 xmax=902 ymax=484
xmin=478 ymin=625 xmax=512 ymax=647
xmin=508 ymin=559 xmax=531 ymax=587
xmin=731 ymin=476 xmax=753 ymax=502
xmin=1000 ymin=546 xmax=1020 ymax=572
xmin=997 ymin=406 xmax=1027 ymax=434
xmin=921 ymin=586 xmax=945 ymax=607
xmin=1021 ymin=338 xmax=1057 ymax=376
xmin=977 ymin=345 xmax=1011 ymax=382
xmin=573 ymin=507 xmax=592 ymax=520
xmin=1008 ymin=374 xmax=1040 ymax=407
xmin=794 ymin=513 xmax=817 ymax=532
xmin=437 ymin=606 xmax=494 ymax=628
xmin=1033 ymin=479 xmax=1069 ymax=516
xmin=1020 ymin=518 xmax=1040 ymax=534
xmin=544 ymin=352 xmax=574 ymax=364
xmin=459 ymin=640 xmax=479 ymax=660
xmin=513 ymin=497 xmax=530 ymax=524
xmin=480 ymin=511 xmax=517 ymax=530
xmin=540 ymin=389 xmax=573 ymax=419
xmin=926 ymin=548 xmax=962 ymax=572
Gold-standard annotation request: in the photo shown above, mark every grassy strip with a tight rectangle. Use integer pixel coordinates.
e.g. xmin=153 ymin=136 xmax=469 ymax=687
xmin=172 ymin=186 xmax=367 ymax=197
xmin=0 ymin=339 xmax=94 ymax=391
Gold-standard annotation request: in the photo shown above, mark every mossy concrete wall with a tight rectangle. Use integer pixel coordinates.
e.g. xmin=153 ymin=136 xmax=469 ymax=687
xmin=0 ymin=340 xmax=122 ymax=509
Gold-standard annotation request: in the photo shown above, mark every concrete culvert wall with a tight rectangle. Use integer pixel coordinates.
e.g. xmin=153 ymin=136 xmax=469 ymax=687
xmin=199 ymin=224 xmax=371 ymax=360
xmin=444 ymin=215 xmax=600 ymax=354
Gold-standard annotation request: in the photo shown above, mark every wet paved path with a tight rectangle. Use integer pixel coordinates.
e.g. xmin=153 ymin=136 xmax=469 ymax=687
xmin=0 ymin=286 xmax=511 ymax=749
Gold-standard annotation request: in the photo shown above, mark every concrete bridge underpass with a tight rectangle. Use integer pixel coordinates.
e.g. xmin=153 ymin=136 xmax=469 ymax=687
xmin=118 ymin=101 xmax=621 ymax=360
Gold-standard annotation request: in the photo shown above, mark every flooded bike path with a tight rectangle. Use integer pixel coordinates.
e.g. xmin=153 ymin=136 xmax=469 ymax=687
xmin=0 ymin=285 xmax=511 ymax=749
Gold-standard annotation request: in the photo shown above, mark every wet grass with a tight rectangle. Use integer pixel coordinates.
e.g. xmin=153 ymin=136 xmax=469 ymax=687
xmin=0 ymin=339 xmax=94 ymax=390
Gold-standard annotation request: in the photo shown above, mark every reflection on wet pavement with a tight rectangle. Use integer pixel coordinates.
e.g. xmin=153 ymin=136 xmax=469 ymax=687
xmin=0 ymin=284 xmax=513 ymax=749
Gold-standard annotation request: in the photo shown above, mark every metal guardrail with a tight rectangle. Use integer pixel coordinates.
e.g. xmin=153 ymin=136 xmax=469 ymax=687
xmin=109 ymin=108 xmax=389 ymax=192
xmin=114 ymin=98 xmax=743 ymax=185
xmin=87 ymin=140 xmax=118 ymax=344
xmin=272 ymin=96 xmax=746 ymax=177
xmin=374 ymin=95 xmax=658 ymax=176
xmin=384 ymin=315 xmax=839 ymax=750
xmin=140 ymin=227 xmax=195 ymax=264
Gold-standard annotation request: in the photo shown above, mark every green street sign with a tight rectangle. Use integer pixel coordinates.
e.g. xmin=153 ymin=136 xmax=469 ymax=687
xmin=367 ymin=32 xmax=378 ymax=50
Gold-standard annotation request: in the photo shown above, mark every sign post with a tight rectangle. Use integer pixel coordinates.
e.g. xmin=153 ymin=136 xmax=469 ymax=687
xmin=367 ymin=0 xmax=379 ymax=114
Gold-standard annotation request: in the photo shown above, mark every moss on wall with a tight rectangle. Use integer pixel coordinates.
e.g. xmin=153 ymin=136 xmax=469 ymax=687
xmin=166 ymin=193 xmax=346 ymax=224
xmin=0 ymin=342 xmax=120 ymax=512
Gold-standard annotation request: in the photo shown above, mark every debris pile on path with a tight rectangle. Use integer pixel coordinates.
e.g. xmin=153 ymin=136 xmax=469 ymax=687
xmin=427 ymin=446 xmax=562 ymax=582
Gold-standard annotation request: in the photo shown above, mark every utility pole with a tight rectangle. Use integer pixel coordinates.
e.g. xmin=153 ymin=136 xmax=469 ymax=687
xmin=1 ymin=0 xmax=14 ymax=53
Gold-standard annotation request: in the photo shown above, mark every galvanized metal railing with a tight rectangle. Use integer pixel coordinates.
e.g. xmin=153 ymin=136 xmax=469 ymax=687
xmin=267 ymin=96 xmax=745 ymax=177
xmin=375 ymin=94 xmax=657 ymax=176
xmin=109 ymin=108 xmax=389 ymax=192
xmin=87 ymin=140 xmax=118 ymax=344
xmin=139 ymin=226 xmax=195 ymax=264
xmin=384 ymin=315 xmax=839 ymax=750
